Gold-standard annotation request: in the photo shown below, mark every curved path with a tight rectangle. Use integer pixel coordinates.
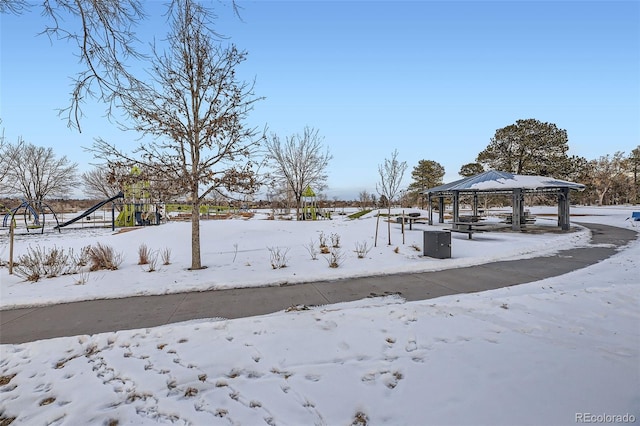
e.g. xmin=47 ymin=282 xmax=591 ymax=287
xmin=1 ymin=222 xmax=636 ymax=344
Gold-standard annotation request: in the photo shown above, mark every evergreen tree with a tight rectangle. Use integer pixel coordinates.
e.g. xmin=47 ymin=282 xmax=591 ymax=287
xmin=630 ymin=146 xmax=640 ymax=204
xmin=477 ymin=118 xmax=583 ymax=179
xmin=407 ymin=159 xmax=445 ymax=208
xmin=459 ymin=162 xmax=484 ymax=177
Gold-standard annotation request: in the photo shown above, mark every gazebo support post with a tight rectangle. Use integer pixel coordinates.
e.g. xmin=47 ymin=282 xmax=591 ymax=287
xmin=452 ymin=191 xmax=460 ymax=228
xmin=427 ymin=194 xmax=433 ymax=225
xmin=512 ymin=188 xmax=523 ymax=231
xmin=438 ymin=197 xmax=445 ymax=223
xmin=472 ymin=193 xmax=479 ymax=217
xmin=558 ymin=187 xmax=570 ymax=230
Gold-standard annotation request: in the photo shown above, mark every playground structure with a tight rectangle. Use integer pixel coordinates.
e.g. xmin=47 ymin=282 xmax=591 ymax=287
xmin=300 ymin=186 xmax=330 ymax=220
xmin=2 ymin=200 xmax=61 ymax=233
xmin=2 ymin=166 xmax=164 ymax=233
xmin=115 ymin=166 xmax=164 ymax=227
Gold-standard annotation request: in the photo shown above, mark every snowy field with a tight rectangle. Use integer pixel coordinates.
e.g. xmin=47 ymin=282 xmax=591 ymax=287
xmin=0 ymin=206 xmax=622 ymax=310
xmin=0 ymin=206 xmax=639 ymax=425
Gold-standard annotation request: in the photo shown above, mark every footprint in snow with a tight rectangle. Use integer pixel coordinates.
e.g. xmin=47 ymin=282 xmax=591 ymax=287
xmin=319 ymin=320 xmax=338 ymax=331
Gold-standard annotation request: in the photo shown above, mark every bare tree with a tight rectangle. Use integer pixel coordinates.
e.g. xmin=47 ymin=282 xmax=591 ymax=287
xmin=90 ymin=0 xmax=262 ymax=270
xmin=265 ymin=126 xmax=332 ymax=220
xmin=358 ymin=190 xmax=371 ymax=211
xmin=82 ymin=167 xmax=123 ymax=201
xmin=587 ymin=152 xmax=629 ymax=206
xmin=0 ymin=128 xmax=20 ymax=195
xmin=377 ymin=149 xmax=407 ymax=245
xmin=3 ymin=140 xmax=78 ymax=202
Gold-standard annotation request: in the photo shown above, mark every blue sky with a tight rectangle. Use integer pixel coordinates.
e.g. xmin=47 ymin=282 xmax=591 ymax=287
xmin=1 ymin=1 xmax=639 ymax=200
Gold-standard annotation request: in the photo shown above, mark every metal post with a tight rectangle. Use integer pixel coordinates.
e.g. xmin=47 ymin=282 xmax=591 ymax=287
xmin=473 ymin=193 xmax=479 ymax=218
xmin=452 ymin=191 xmax=460 ymax=227
xmin=9 ymin=220 xmax=14 ymax=275
xmin=558 ymin=188 xmax=570 ymax=231
xmin=512 ymin=188 xmax=522 ymax=231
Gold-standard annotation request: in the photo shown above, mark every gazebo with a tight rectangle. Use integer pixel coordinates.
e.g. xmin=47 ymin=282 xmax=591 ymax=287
xmin=421 ymin=170 xmax=586 ymax=231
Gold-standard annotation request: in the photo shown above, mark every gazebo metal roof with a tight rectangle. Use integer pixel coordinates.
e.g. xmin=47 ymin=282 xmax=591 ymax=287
xmin=423 ymin=170 xmax=585 ymax=195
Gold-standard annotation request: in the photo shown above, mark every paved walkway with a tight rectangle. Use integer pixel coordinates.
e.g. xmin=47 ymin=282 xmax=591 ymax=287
xmin=1 ymin=222 xmax=636 ymax=344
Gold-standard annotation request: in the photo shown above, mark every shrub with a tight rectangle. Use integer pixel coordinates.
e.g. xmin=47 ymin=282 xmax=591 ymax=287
xmin=318 ymin=232 xmax=328 ymax=249
xmin=75 ymin=245 xmax=92 ymax=267
xmin=161 ymin=247 xmax=172 ymax=265
xmin=325 ymin=247 xmax=345 ymax=268
xmin=13 ymin=245 xmax=78 ymax=282
xmin=145 ymin=252 xmax=159 ymax=272
xmin=88 ymin=243 xmax=124 ymax=271
xmin=304 ymin=239 xmax=318 ymax=260
xmin=75 ymin=269 xmax=90 ymax=285
xmin=331 ymin=233 xmax=341 ymax=248
xmin=353 ymin=241 xmax=372 ymax=259
xmin=267 ymin=246 xmax=289 ymax=269
xmin=138 ymin=243 xmax=151 ymax=265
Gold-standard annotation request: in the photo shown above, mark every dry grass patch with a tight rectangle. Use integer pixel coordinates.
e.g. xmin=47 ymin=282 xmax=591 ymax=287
xmin=0 ymin=374 xmax=16 ymax=386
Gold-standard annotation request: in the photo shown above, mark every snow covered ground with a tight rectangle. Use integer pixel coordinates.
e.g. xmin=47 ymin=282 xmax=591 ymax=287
xmin=0 ymin=206 xmax=612 ymax=309
xmin=1 ymin=206 xmax=639 ymax=425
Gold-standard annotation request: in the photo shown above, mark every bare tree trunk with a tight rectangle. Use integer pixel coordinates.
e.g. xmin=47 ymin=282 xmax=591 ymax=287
xmin=374 ymin=210 xmax=380 ymax=248
xmin=597 ymin=188 xmax=608 ymax=206
xmin=387 ymin=205 xmax=392 ymax=245
xmin=191 ymin=199 xmax=202 ymax=270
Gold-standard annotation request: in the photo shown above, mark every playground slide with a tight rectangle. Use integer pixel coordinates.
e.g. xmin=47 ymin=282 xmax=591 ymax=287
xmin=54 ymin=192 xmax=124 ymax=229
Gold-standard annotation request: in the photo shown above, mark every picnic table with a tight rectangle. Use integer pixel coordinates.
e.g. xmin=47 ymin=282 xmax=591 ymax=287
xmin=396 ymin=214 xmax=429 ymax=230
xmin=448 ymin=221 xmax=509 ymax=239
xmin=457 ymin=215 xmax=483 ymax=223
xmin=499 ymin=211 xmax=537 ymax=225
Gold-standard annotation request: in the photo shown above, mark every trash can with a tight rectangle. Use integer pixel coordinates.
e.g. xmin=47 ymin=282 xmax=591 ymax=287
xmin=423 ymin=230 xmax=451 ymax=259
